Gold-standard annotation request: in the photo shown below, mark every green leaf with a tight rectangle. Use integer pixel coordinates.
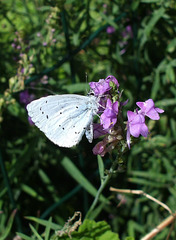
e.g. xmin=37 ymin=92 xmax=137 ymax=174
xmin=99 ymin=12 xmax=117 ymax=29
xmin=61 ymin=157 xmax=108 ymax=203
xmin=0 ymin=210 xmax=16 ymax=240
xmin=53 ymin=219 xmax=121 ymax=239
xmin=77 ymin=219 xmax=120 ymax=240
xmin=145 ymin=7 xmax=165 ymax=36
xmin=97 ymin=155 xmax=104 ymax=184
xmin=37 ymin=6 xmax=52 ymax=12
xmin=156 ymin=98 xmax=176 ymax=107
xmin=38 ymin=169 xmax=60 ymax=202
xmin=16 ymin=232 xmax=33 ymax=240
xmin=166 ymin=65 xmax=175 ymax=84
xmin=127 ymin=220 xmax=145 ymax=237
xmin=72 ymin=33 xmax=80 ymax=46
xmin=129 ymin=170 xmax=172 ymax=182
xmin=167 ymin=38 xmax=176 ymax=53
xmin=125 ymin=237 xmax=135 ymax=240
xmin=44 ymin=217 xmax=52 ymax=240
xmin=21 ymin=184 xmax=44 ymax=201
xmin=29 ymin=224 xmax=43 ymax=240
xmin=25 ymin=216 xmax=61 ymax=230
xmin=128 ymin=177 xmax=165 ymax=187
xmin=141 ymin=0 xmax=163 ymax=3
xmin=151 ymin=70 xmax=160 ymax=100
xmin=131 ymin=0 xmax=140 ymax=11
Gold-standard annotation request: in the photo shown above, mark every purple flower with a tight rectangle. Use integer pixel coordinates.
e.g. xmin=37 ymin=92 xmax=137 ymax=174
xmin=100 ymin=99 xmax=118 ymax=130
xmin=40 ymin=75 xmax=48 ymax=84
xmin=126 ymin=111 xmax=149 ymax=148
xmin=93 ymin=123 xmax=109 ymax=138
xmin=106 ymin=26 xmax=115 ymax=34
xmin=105 ymin=75 xmax=119 ymax=88
xmin=19 ymin=90 xmax=35 ymax=106
xmin=89 ymin=79 xmax=110 ymax=96
xmin=93 ymin=141 xmax=106 ymax=156
xmin=122 ymin=25 xmax=133 ymax=39
xmin=28 ymin=116 xmax=34 ymax=125
xmin=11 ymin=43 xmax=16 ymax=48
xmin=136 ymin=99 xmax=164 ymax=120
xmin=37 ymin=32 xmax=41 ymax=37
xmin=89 ymin=75 xmax=119 ymax=96
xmin=43 ymin=42 xmax=47 ymax=46
xmin=20 ymin=90 xmax=35 ymax=125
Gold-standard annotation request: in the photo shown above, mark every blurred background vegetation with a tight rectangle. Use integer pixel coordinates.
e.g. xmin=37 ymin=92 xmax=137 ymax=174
xmin=0 ymin=0 xmax=176 ymax=239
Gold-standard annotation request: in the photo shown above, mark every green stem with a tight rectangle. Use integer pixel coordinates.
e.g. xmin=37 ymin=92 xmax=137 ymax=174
xmin=61 ymin=9 xmax=75 ymax=83
xmin=85 ymin=161 xmax=118 ymax=219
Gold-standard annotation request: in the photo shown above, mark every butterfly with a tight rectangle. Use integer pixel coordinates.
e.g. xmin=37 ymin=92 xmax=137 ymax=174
xmin=26 ymin=94 xmax=99 ymax=147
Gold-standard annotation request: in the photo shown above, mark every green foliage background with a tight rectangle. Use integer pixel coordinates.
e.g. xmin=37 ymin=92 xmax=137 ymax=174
xmin=0 ymin=0 xmax=176 ymax=239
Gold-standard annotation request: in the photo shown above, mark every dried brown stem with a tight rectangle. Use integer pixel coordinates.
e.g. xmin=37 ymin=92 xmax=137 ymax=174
xmin=141 ymin=213 xmax=176 ymax=240
xmin=109 ymin=187 xmax=176 ymax=240
xmin=109 ymin=187 xmax=172 ymax=214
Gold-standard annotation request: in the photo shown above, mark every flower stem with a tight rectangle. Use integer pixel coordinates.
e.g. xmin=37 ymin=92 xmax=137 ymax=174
xmin=85 ymin=160 xmax=118 ymax=219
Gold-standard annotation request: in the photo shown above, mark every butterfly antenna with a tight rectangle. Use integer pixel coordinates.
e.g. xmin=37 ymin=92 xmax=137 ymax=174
xmin=85 ymin=72 xmax=89 ymax=95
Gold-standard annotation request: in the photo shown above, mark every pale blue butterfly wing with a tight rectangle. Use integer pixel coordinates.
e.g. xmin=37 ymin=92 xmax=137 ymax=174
xmin=27 ymin=94 xmax=99 ymax=147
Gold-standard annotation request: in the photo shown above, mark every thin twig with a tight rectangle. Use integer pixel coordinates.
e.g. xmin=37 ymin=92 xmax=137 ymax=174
xmin=109 ymin=187 xmax=176 ymax=240
xmin=141 ymin=213 xmax=176 ymax=240
xmin=109 ymin=187 xmax=172 ymax=214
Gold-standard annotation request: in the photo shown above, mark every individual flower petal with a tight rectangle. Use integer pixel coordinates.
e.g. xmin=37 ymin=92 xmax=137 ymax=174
xmin=93 ymin=123 xmax=109 ymax=139
xmin=136 ymin=99 xmax=164 ymax=120
xmin=106 ymin=26 xmax=115 ymax=34
xmin=100 ymin=99 xmax=118 ymax=130
xmin=98 ymin=96 xmax=109 ymax=112
xmin=92 ymin=141 xmax=106 ymax=156
xmin=127 ymin=111 xmax=148 ymax=137
xmin=89 ymin=79 xmax=110 ymax=96
xmin=126 ymin=111 xmax=149 ymax=148
xmin=105 ymin=75 xmax=119 ymax=88
xmin=28 ymin=116 xmax=34 ymax=125
xmin=19 ymin=90 xmax=35 ymax=106
xmin=89 ymin=75 xmax=119 ymax=96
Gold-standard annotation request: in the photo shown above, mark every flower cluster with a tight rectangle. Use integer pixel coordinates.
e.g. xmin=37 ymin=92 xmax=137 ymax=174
xmin=126 ymin=99 xmax=164 ymax=148
xmin=90 ymin=76 xmax=164 ymax=156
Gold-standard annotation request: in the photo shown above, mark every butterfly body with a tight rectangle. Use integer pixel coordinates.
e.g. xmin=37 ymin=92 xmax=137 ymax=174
xmin=27 ymin=94 xmax=99 ymax=147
